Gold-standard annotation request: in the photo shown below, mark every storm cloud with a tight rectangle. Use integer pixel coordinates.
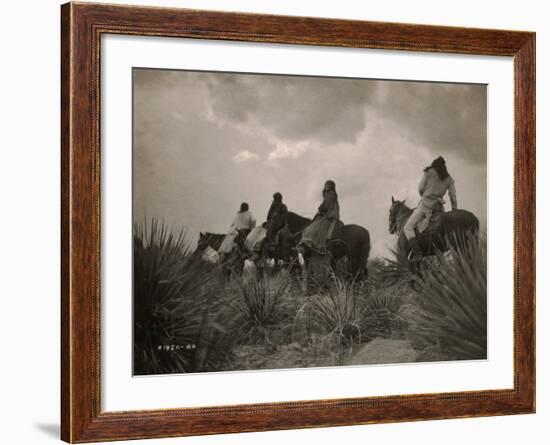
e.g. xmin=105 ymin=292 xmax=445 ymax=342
xmin=133 ymin=68 xmax=487 ymax=257
xmin=203 ymin=72 xmax=486 ymax=165
xmin=204 ymin=73 xmax=376 ymax=145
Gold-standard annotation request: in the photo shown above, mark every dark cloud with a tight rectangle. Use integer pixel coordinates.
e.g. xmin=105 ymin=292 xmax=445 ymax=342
xmin=133 ymin=68 xmax=487 ymax=253
xmin=204 ymin=73 xmax=486 ymax=165
xmin=376 ymin=81 xmax=487 ymax=164
xmin=204 ymin=73 xmax=375 ymax=145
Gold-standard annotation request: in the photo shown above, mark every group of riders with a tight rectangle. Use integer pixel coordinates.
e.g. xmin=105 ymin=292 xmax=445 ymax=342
xmin=213 ymin=155 xmax=458 ymax=268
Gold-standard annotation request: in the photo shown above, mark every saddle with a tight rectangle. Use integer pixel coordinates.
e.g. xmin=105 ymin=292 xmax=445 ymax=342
xmin=328 ymin=219 xmax=344 ymax=241
xmin=268 ymin=224 xmax=287 ymax=246
xmin=299 ymin=217 xmax=344 ymax=255
xmin=414 ymin=206 xmax=443 ymax=239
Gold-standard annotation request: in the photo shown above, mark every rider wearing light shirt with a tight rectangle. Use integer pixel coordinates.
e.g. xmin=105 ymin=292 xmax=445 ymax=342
xmin=218 ymin=202 xmax=256 ymax=255
xmin=404 ymin=156 xmax=457 ymax=259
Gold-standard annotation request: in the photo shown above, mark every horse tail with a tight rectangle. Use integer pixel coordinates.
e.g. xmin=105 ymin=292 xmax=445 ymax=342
xmin=359 ymin=229 xmax=371 ymax=281
xmin=471 ymin=214 xmax=480 ymax=235
xmin=466 ymin=213 xmax=480 ymax=246
xmin=441 ymin=210 xmax=480 ymax=251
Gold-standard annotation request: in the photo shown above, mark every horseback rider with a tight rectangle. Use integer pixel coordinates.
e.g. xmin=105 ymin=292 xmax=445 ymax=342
xmin=300 ymin=180 xmax=341 ymax=253
xmin=265 ymin=192 xmax=288 ymax=243
xmin=218 ymin=202 xmax=256 ymax=258
xmin=404 ymin=156 xmax=458 ymax=260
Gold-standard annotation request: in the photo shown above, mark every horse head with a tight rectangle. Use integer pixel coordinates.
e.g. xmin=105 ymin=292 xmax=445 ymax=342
xmin=286 ymin=211 xmax=311 ymax=235
xmin=197 ymin=231 xmax=223 ymax=252
xmin=389 ymin=196 xmax=408 ymax=235
xmin=197 ymin=231 xmax=209 ymax=251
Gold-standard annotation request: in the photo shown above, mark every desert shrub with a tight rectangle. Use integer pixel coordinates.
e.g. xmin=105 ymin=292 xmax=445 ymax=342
xmin=133 ymin=219 xmax=237 ymax=375
xmin=306 ymin=273 xmax=364 ymax=341
xmin=297 ymin=271 xmax=407 ymax=344
xmin=229 ymin=273 xmax=294 ymax=345
xmin=358 ymin=282 xmax=408 ymax=341
xmin=293 ymin=273 xmax=384 ymax=367
xmin=408 ymin=232 xmax=487 ymax=361
xmin=367 ymin=250 xmax=416 ymax=287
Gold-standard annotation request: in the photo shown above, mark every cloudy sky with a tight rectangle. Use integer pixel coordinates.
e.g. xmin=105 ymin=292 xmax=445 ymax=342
xmin=133 ymin=68 xmax=487 ymax=257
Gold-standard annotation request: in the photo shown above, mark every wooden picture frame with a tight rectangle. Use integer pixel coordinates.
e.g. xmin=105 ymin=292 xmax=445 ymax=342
xmin=61 ymin=2 xmax=535 ymax=442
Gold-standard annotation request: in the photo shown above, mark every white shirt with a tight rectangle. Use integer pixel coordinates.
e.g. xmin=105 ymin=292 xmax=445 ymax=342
xmin=229 ymin=210 xmax=256 ymax=233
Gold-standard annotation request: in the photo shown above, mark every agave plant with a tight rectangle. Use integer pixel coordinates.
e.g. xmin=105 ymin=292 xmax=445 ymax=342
xmin=410 ymin=232 xmax=487 ymax=361
xmin=133 ymin=218 xmax=236 ymax=375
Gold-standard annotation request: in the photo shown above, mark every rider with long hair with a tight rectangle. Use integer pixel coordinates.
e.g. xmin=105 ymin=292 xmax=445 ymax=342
xmin=301 ymin=180 xmax=341 ymax=252
xmin=404 ymin=156 xmax=458 ymax=259
xmin=265 ymin=192 xmax=288 ymax=241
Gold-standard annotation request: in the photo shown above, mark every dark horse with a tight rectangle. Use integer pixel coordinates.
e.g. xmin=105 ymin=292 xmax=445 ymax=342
xmin=197 ymin=232 xmax=225 ymax=253
xmin=289 ymin=213 xmax=371 ymax=282
xmin=265 ymin=211 xmax=310 ymax=264
xmin=245 ymin=212 xmax=309 ymax=274
xmin=197 ymin=230 xmax=250 ymax=254
xmin=251 ymin=211 xmax=370 ymax=281
xmin=197 ymin=230 xmax=250 ymax=279
xmin=388 ymin=196 xmax=479 ymax=258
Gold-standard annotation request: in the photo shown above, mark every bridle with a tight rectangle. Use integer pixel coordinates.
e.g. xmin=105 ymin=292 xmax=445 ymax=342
xmin=390 ymin=202 xmax=408 ymax=235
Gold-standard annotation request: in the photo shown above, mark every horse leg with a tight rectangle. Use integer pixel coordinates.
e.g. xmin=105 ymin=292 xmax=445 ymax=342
xmin=235 ymin=256 xmax=244 ymax=277
xmin=398 ymin=233 xmax=410 ymax=259
xmin=300 ymin=248 xmax=315 ymax=294
xmin=358 ymin=246 xmax=370 ymax=283
xmin=223 ymin=262 xmax=232 ymax=283
xmin=347 ymin=255 xmax=361 ymax=282
xmin=256 ymin=249 xmax=267 ymax=277
xmin=330 ymin=256 xmax=337 ymax=276
xmin=289 ymin=259 xmax=302 ymax=281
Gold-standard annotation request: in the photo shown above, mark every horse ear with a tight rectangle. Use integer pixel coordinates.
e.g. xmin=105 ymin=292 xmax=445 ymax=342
xmin=391 ymin=196 xmax=395 ymax=204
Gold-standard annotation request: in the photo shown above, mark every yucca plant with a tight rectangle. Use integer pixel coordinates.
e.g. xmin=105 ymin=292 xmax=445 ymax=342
xmin=367 ymin=250 xmax=416 ymax=288
xmin=294 ymin=268 xmax=410 ymax=365
xmin=409 ymin=232 xmax=487 ymax=361
xmin=294 ymin=273 xmax=370 ymax=365
xmin=308 ymin=273 xmax=362 ymax=338
xmin=133 ymin=218 xmax=236 ymax=375
xmin=358 ymin=282 xmax=407 ymax=341
xmin=229 ymin=274 xmax=293 ymax=345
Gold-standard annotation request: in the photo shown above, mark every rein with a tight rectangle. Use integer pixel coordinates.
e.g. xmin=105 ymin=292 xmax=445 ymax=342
xmin=394 ymin=204 xmax=413 ymax=235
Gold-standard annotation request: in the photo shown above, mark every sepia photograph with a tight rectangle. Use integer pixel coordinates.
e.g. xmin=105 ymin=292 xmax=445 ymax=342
xmin=132 ymin=67 xmax=487 ymax=376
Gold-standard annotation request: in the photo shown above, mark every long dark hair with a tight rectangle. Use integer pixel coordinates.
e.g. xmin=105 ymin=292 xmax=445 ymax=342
xmin=239 ymin=202 xmax=249 ymax=213
xmin=424 ymin=156 xmax=449 ymax=180
xmin=323 ymin=180 xmax=337 ymax=198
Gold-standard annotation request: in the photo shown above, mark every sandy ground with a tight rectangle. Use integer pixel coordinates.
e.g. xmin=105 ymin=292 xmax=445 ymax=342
xmin=350 ymin=338 xmax=418 ymax=365
xmin=229 ymin=337 xmax=418 ymax=372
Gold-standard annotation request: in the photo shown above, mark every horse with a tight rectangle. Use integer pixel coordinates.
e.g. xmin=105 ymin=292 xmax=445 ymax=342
xmin=264 ymin=211 xmax=311 ymax=268
xmin=197 ymin=230 xmax=250 ymax=279
xmin=300 ymin=224 xmax=371 ymax=284
xmin=239 ymin=211 xmax=310 ymax=275
xmin=292 ymin=214 xmax=371 ymax=283
xmin=197 ymin=232 xmax=225 ymax=253
xmin=388 ymin=196 xmax=479 ymax=259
